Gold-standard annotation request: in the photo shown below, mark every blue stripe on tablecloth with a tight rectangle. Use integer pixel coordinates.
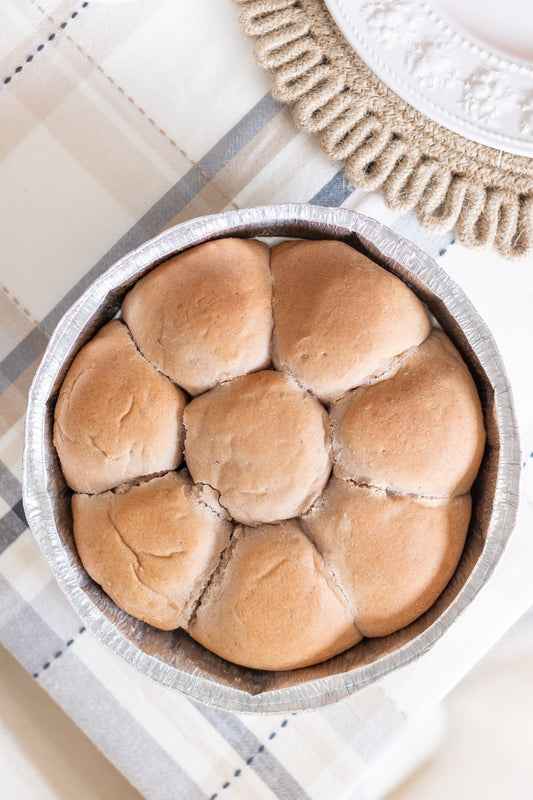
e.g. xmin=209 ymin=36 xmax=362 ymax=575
xmin=197 ymin=705 xmax=310 ymax=800
xmin=0 ymin=460 xmax=22 ymax=507
xmin=0 ymin=576 xmax=208 ymax=800
xmin=309 ymin=169 xmax=354 ymax=206
xmin=0 ymin=502 xmax=27 ymax=553
xmin=0 ymin=462 xmax=26 ymax=554
xmin=0 ymin=325 xmax=49 ymax=393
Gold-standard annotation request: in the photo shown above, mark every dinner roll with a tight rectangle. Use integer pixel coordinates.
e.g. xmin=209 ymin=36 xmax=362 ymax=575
xmin=72 ymin=471 xmax=233 ymax=630
xmin=184 ymin=370 xmax=332 ymax=524
xmin=57 ymin=235 xmax=487 ymax=673
xmin=331 ymin=329 xmax=486 ymax=497
xmin=188 ymin=519 xmax=361 ymax=670
xmin=271 ymin=240 xmax=431 ymax=402
xmin=121 ymin=238 xmax=272 ymax=395
xmin=54 ymin=320 xmax=186 ymax=494
xmin=302 ymin=478 xmax=471 ymax=637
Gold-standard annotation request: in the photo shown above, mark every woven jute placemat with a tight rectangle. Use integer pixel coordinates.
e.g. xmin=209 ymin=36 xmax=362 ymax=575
xmin=235 ymin=0 xmax=533 ymax=259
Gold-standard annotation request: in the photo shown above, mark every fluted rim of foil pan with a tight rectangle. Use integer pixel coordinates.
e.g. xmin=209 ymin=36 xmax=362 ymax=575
xmin=23 ymin=204 xmax=520 ymax=714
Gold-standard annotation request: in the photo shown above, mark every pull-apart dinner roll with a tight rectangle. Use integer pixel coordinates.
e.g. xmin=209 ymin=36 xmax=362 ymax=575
xmin=188 ymin=519 xmax=361 ymax=670
xmin=55 ymin=236 xmax=486 ymax=673
xmin=54 ymin=320 xmax=186 ymax=494
xmin=184 ymin=370 xmax=332 ymax=524
xmin=122 ymin=238 xmax=272 ymax=395
xmin=302 ymin=478 xmax=471 ymax=637
xmin=331 ymin=329 xmax=486 ymax=497
xmin=72 ymin=471 xmax=233 ymax=630
xmin=271 ymin=239 xmax=431 ymax=402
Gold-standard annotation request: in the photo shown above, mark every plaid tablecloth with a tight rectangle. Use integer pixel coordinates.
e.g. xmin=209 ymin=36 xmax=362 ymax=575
xmin=1 ymin=2 xmax=533 ymax=798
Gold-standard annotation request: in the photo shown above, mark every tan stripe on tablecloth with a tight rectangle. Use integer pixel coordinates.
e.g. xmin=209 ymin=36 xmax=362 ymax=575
xmin=65 ymin=0 xmax=160 ymax=65
xmin=65 ymin=49 xmax=195 ymax=179
xmin=3 ymin=36 xmax=181 ymax=217
xmin=0 ymin=91 xmax=38 ymax=166
xmin=1 ymin=38 xmax=95 ymax=162
xmin=9 ymin=37 xmax=93 ymax=118
xmin=0 ymin=292 xmax=37 ymax=345
xmin=46 ymin=90 xmax=178 ymax=218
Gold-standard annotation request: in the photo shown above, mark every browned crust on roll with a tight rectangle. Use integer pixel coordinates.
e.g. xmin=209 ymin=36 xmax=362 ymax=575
xmin=54 ymin=319 xmax=186 ymax=494
xmin=183 ymin=370 xmax=332 ymax=525
xmin=302 ymin=478 xmax=471 ymax=637
xmin=122 ymin=238 xmax=273 ymax=395
xmin=271 ymin=239 xmax=431 ymax=402
xmin=72 ymin=471 xmax=233 ymax=630
xmin=331 ymin=328 xmax=486 ymax=497
xmin=188 ymin=519 xmax=361 ymax=670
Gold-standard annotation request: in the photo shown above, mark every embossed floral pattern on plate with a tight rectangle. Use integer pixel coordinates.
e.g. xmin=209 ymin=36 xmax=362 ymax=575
xmin=325 ymin=0 xmax=533 ymax=156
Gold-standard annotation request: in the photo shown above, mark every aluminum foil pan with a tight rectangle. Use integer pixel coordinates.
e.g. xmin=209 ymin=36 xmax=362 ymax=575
xmin=23 ymin=204 xmax=520 ymax=714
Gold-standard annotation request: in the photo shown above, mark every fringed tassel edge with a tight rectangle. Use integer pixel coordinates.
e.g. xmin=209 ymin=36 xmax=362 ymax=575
xmin=235 ymin=0 xmax=533 ymax=259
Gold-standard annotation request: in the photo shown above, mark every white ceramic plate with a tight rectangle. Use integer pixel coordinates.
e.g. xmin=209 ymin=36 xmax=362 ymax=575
xmin=324 ymin=0 xmax=533 ymax=156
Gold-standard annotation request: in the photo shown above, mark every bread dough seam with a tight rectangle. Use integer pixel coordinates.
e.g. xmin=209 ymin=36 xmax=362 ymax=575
xmin=121 ymin=314 xmax=190 ymax=395
xmin=267 ymin=249 xmax=276 ymax=367
xmin=192 ymin=480 xmax=292 ymax=527
xmin=190 ymin=479 xmax=232 ymax=521
xmin=273 ymin=332 xmax=433 ymax=407
xmin=72 ymin=469 xmax=181 ymax=498
xmin=334 ymin=475 xmax=471 ymax=503
xmin=270 ymin=353 xmax=321 ymax=400
xmin=331 ymin=333 xmax=433 ymax=404
xmin=186 ymin=534 xmax=238 ymax=629
xmin=297 ymin=515 xmax=363 ymax=638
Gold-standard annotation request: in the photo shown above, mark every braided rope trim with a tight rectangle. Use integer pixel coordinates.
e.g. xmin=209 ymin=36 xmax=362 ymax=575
xmin=235 ymin=0 xmax=533 ymax=260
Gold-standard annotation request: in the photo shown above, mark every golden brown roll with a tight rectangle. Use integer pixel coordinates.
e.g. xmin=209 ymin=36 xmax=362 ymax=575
xmin=184 ymin=370 xmax=332 ymax=524
xmin=331 ymin=329 xmax=486 ymax=497
xmin=271 ymin=239 xmax=431 ymax=402
xmin=188 ymin=519 xmax=361 ymax=670
xmin=72 ymin=471 xmax=233 ymax=630
xmin=121 ymin=238 xmax=272 ymax=395
xmin=56 ymin=236 xmax=487 ymax=673
xmin=302 ymin=478 xmax=471 ymax=637
xmin=54 ymin=320 xmax=186 ymax=494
